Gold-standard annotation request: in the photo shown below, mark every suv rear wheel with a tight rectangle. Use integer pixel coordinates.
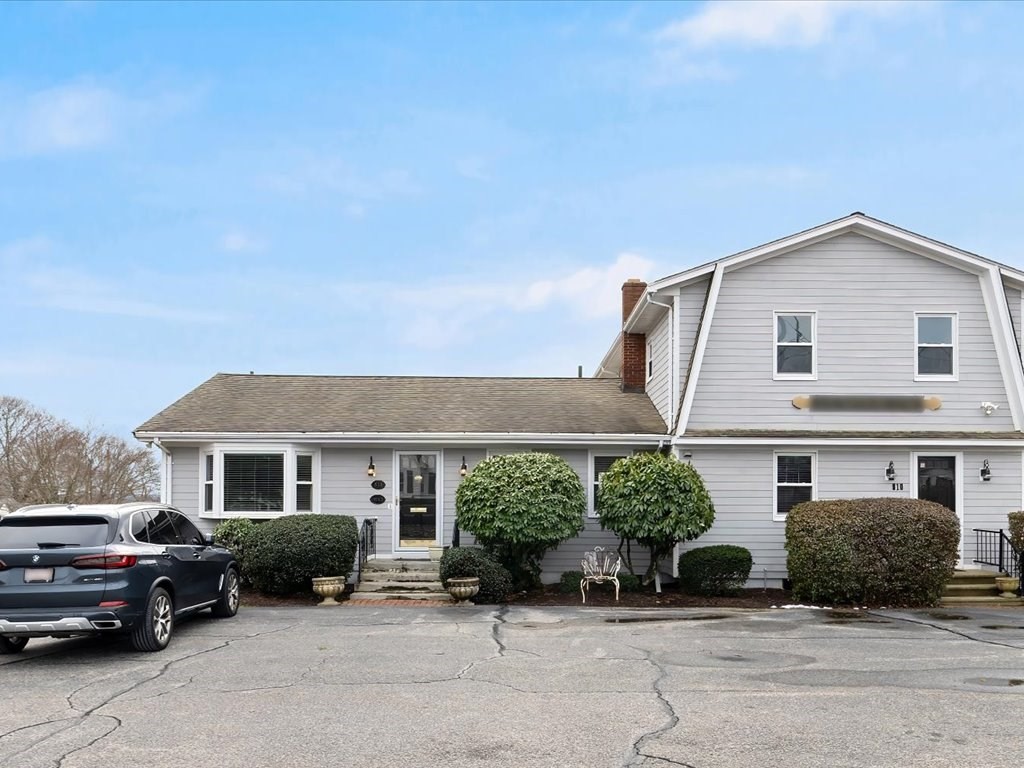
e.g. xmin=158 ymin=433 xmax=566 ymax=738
xmin=211 ymin=566 xmax=240 ymax=618
xmin=0 ymin=636 xmax=29 ymax=654
xmin=131 ymin=587 xmax=173 ymax=652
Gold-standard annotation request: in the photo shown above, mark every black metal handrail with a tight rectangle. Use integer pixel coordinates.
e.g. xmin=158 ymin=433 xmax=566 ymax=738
xmin=973 ymin=528 xmax=1022 ymax=582
xmin=357 ymin=517 xmax=377 ymax=585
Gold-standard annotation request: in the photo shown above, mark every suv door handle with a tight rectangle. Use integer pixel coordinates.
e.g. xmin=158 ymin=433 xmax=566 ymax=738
xmin=192 ymin=552 xmax=201 ymax=559
xmin=160 ymin=550 xmax=172 ymax=559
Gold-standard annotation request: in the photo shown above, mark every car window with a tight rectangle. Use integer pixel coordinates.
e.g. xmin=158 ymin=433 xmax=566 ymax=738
xmin=172 ymin=512 xmax=205 ymax=546
xmin=144 ymin=509 xmax=182 ymax=546
xmin=130 ymin=512 xmax=149 ymax=543
xmin=0 ymin=516 xmax=112 ymax=548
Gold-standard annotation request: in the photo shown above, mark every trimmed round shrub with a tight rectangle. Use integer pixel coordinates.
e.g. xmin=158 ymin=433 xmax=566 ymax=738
xmin=559 ymin=570 xmax=584 ymax=594
xmin=678 ymin=545 xmax=752 ymax=596
xmin=455 ymin=453 xmax=585 ymax=589
xmin=439 ymin=547 xmax=513 ymax=604
xmin=786 ymin=498 xmax=959 ymax=606
xmin=245 ymin=514 xmax=358 ymax=595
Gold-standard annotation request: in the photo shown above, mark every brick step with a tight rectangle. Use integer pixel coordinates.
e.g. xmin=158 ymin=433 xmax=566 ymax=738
xmin=355 ymin=580 xmax=447 ymax=593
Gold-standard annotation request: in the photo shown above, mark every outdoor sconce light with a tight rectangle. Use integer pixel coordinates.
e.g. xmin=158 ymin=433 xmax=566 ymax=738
xmin=980 ymin=459 xmax=992 ymax=482
xmin=460 ymin=457 xmax=468 ymax=477
xmin=367 ymin=457 xmax=375 ymax=477
xmin=885 ymin=461 xmax=896 ymax=482
xmin=682 ymin=452 xmax=693 ymax=464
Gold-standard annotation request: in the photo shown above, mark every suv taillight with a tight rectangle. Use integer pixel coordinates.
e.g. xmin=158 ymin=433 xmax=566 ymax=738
xmin=70 ymin=554 xmax=138 ymax=570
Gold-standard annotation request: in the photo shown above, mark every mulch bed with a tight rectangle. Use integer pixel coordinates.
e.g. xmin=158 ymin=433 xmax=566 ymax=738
xmin=241 ymin=585 xmax=792 ymax=609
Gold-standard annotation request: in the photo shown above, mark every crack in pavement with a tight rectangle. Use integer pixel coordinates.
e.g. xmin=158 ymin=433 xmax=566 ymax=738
xmin=872 ymin=612 xmax=1024 ymax=651
xmin=624 ymin=648 xmax=695 ymax=768
xmin=2 ymin=623 xmax=298 ymax=767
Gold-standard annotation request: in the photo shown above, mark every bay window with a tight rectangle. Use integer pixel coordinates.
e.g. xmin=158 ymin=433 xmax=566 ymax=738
xmin=200 ymin=445 xmax=319 ymax=518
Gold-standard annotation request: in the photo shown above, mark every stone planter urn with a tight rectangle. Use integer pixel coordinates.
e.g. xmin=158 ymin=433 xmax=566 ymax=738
xmin=312 ymin=576 xmax=345 ymax=605
xmin=994 ymin=576 xmax=1020 ymax=598
xmin=446 ymin=576 xmax=480 ymax=604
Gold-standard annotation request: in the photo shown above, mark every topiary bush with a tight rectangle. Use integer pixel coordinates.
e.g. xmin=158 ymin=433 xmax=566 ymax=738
xmin=439 ymin=547 xmax=513 ymax=604
xmin=560 ymin=569 xmax=641 ymax=594
xmin=786 ymin=498 xmax=959 ymax=606
xmin=678 ymin=545 xmax=752 ymax=596
xmin=455 ymin=453 xmax=585 ymax=590
xmin=245 ymin=514 xmax=358 ymax=595
xmin=597 ymin=452 xmax=715 ymax=593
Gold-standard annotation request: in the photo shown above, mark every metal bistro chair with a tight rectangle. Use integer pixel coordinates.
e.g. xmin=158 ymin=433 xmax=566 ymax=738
xmin=580 ymin=546 xmax=621 ymax=603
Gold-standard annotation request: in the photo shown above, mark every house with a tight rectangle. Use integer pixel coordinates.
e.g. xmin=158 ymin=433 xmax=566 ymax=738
xmin=135 ymin=213 xmax=1024 ymax=585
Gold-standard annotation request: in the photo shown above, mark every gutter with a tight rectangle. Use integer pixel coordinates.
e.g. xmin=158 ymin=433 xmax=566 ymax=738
xmin=134 ymin=431 xmax=668 ymax=446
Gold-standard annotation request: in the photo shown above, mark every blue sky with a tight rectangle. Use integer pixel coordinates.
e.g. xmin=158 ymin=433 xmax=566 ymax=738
xmin=2 ymin=1 xmax=1024 ymax=438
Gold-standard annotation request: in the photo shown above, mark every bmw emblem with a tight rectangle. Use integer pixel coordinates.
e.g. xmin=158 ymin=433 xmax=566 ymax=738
xmin=31 ymin=555 xmax=40 ymax=563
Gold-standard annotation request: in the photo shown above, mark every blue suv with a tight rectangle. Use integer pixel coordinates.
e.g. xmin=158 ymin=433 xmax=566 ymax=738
xmin=0 ymin=503 xmax=239 ymax=653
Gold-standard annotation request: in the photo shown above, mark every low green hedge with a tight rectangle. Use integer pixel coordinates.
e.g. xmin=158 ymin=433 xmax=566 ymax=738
xmin=439 ymin=547 xmax=513 ymax=604
xmin=1009 ymin=511 xmax=1024 ymax=553
xmin=786 ymin=498 xmax=959 ymax=606
xmin=245 ymin=514 xmax=358 ymax=595
xmin=678 ymin=545 xmax=752 ymax=596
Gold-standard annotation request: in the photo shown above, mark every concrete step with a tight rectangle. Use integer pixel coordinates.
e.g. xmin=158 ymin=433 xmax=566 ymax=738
xmin=354 ymin=580 xmax=447 ymax=593
xmin=362 ymin=559 xmax=439 ymax=573
xmin=943 ymin=583 xmax=999 ymax=598
xmin=348 ymin=591 xmax=454 ymax=603
xmin=947 ymin=569 xmax=1003 ymax=584
xmin=360 ymin=570 xmax=440 ymax=583
xmin=939 ymin=596 xmax=1024 ymax=607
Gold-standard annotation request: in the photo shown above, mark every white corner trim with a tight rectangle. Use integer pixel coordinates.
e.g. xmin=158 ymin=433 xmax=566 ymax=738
xmin=671 ymin=288 xmax=681 ymax=426
xmin=676 ymin=263 xmax=723 ymax=436
xmin=980 ymin=269 xmax=1024 ymax=430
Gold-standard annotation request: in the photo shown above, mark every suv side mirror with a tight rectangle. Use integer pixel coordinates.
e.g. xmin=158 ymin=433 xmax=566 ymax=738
xmin=204 ymin=534 xmax=216 ymax=547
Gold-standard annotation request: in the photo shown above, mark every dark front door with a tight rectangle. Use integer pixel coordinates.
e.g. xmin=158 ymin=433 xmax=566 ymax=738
xmin=397 ymin=453 xmax=438 ymax=549
xmin=917 ymin=456 xmax=956 ymax=511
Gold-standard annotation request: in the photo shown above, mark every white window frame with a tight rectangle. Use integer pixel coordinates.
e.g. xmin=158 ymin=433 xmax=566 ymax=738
xmin=914 ymin=312 xmax=958 ymax=381
xmin=773 ymin=311 xmax=817 ymax=381
xmin=295 ymin=451 xmax=315 ymax=512
xmin=773 ymin=451 xmax=816 ymax=522
xmin=198 ymin=444 xmax=321 ymax=519
xmin=646 ymin=339 xmax=654 ymax=382
xmin=588 ymin=450 xmax=630 ymax=518
xmin=201 ymin=451 xmax=214 ymax=514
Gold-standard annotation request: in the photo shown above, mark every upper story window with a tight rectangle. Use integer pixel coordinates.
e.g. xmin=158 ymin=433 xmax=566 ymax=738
xmin=200 ymin=446 xmax=319 ymax=518
xmin=774 ymin=312 xmax=816 ymax=380
xmin=915 ymin=313 xmax=957 ymax=380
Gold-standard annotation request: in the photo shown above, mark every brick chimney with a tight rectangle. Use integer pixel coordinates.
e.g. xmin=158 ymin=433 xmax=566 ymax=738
xmin=621 ymin=278 xmax=647 ymax=392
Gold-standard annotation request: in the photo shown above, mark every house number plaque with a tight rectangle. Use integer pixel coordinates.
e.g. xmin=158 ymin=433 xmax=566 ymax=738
xmin=370 ymin=480 xmax=386 ymax=490
xmin=369 ymin=494 xmax=387 ymax=505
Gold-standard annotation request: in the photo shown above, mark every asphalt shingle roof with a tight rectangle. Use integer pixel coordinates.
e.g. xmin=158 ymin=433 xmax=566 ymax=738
xmin=135 ymin=374 xmax=669 ymax=436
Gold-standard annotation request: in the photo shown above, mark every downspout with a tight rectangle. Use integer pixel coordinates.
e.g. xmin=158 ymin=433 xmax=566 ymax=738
xmin=151 ymin=437 xmax=172 ymax=505
xmin=645 ymin=294 xmax=675 ymax=435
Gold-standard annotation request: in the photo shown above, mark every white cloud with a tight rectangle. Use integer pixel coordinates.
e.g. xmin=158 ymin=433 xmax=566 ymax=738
xmin=659 ymin=1 xmax=911 ymax=49
xmin=220 ymin=230 xmax=265 ymax=253
xmin=333 ymin=252 xmax=658 ymax=349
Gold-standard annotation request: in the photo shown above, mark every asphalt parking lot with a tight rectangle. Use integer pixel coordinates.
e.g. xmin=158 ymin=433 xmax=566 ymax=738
xmin=2 ymin=604 xmax=1023 ymax=768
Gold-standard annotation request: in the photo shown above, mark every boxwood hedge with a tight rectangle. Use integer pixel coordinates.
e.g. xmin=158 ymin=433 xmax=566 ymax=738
xmin=678 ymin=545 xmax=753 ymax=596
xmin=245 ymin=514 xmax=358 ymax=595
xmin=785 ymin=498 xmax=959 ymax=606
xmin=439 ymin=547 xmax=513 ymax=604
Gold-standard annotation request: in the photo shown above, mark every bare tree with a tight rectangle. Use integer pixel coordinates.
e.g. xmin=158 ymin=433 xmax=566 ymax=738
xmin=0 ymin=396 xmax=158 ymax=508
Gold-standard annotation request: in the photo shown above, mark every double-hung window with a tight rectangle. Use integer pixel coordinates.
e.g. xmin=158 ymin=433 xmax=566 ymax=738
xmin=590 ymin=454 xmax=628 ymax=518
xmin=775 ymin=453 xmax=815 ymax=521
xmin=915 ymin=313 xmax=957 ymax=379
xmin=774 ymin=312 xmax=816 ymax=379
xmin=200 ymin=446 xmax=319 ymax=518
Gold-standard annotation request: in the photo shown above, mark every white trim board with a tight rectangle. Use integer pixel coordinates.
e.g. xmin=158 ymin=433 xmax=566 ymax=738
xmin=675 ymin=436 xmax=1024 ymax=447
xmin=676 ymin=263 xmax=723 ymax=436
xmin=138 ymin=431 xmax=669 ymax=444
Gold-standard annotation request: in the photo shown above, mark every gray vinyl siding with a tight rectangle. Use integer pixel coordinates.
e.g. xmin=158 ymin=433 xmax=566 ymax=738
xmin=320 ymin=448 xmax=393 ymax=550
xmin=646 ymin=309 xmax=672 ymax=427
xmin=688 ymin=232 xmax=1015 ymax=431
xmin=677 ymin=277 xmax=710 ymax=409
xmin=680 ymin=445 xmax=1024 ymax=586
xmin=169 ymin=447 xmax=203 ymax=530
xmin=1004 ymin=282 xmax=1022 ymax=353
